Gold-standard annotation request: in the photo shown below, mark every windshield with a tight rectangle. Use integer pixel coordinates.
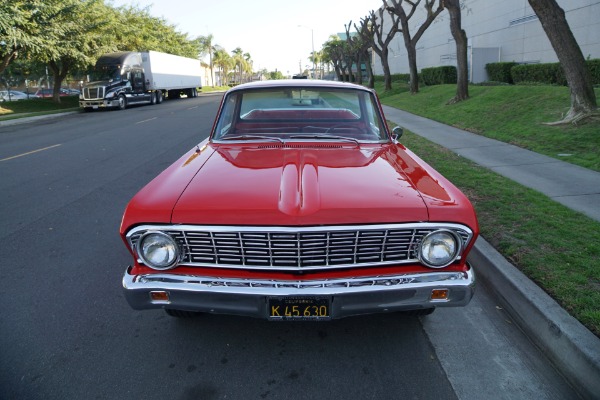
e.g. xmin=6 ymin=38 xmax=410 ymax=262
xmin=213 ymin=87 xmax=388 ymax=143
xmin=89 ymin=65 xmax=122 ymax=82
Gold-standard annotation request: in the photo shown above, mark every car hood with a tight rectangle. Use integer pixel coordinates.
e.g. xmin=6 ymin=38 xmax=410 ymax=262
xmin=164 ymin=143 xmax=472 ymax=226
xmin=121 ymin=142 xmax=477 ymax=232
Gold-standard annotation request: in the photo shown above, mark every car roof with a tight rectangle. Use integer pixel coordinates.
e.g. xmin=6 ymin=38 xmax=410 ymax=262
xmin=227 ymin=79 xmax=375 ymax=94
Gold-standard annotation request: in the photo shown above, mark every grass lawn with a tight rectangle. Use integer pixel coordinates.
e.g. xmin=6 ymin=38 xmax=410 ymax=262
xmin=378 ymin=83 xmax=600 ymax=171
xmin=200 ymin=85 xmax=229 ymax=93
xmin=379 ymin=81 xmax=600 ymax=336
xmin=0 ymin=96 xmax=80 ymax=120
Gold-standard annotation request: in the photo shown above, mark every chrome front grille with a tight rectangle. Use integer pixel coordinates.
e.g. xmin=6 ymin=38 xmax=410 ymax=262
xmin=83 ymin=86 xmax=105 ymax=100
xmin=127 ymin=224 xmax=473 ymax=271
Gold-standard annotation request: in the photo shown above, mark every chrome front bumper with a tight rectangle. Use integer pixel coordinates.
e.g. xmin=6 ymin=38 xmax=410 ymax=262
xmin=79 ymin=99 xmax=119 ymax=108
xmin=122 ymin=265 xmax=475 ymax=319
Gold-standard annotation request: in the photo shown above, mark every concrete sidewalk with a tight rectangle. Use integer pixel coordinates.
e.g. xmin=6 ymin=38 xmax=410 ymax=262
xmin=383 ymin=105 xmax=600 ymax=399
xmin=383 ymin=105 xmax=600 ymax=222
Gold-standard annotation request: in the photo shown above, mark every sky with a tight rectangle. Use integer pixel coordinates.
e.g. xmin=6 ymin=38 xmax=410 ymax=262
xmin=109 ymin=0 xmax=383 ymax=75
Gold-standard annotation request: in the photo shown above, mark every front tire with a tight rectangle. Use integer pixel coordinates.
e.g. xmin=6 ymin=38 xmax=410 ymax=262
xmin=117 ymin=94 xmax=126 ymax=110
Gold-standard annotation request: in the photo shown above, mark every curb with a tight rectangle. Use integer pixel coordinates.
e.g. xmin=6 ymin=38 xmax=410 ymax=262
xmin=0 ymin=111 xmax=79 ymax=127
xmin=471 ymin=237 xmax=600 ymax=400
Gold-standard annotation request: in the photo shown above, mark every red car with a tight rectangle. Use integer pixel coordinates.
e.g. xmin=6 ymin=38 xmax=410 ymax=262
xmin=120 ymin=80 xmax=479 ymax=320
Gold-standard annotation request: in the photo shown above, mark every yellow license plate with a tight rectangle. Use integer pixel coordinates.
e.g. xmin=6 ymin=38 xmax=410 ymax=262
xmin=268 ymin=297 xmax=330 ymax=320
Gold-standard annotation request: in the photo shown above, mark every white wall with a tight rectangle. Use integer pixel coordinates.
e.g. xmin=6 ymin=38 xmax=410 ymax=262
xmin=371 ymin=0 xmax=600 ymax=81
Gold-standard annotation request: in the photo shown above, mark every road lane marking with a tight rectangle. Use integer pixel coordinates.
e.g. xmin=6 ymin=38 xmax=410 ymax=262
xmin=0 ymin=144 xmax=62 ymax=162
xmin=135 ymin=117 xmax=157 ymax=124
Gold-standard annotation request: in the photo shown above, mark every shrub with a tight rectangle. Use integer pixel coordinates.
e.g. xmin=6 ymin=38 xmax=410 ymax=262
xmin=510 ymin=63 xmax=565 ymax=85
xmin=587 ymin=59 xmax=600 ymax=85
xmin=420 ymin=66 xmax=457 ymax=85
xmin=485 ymin=62 xmax=517 ymax=84
xmin=374 ymin=73 xmax=412 ymax=83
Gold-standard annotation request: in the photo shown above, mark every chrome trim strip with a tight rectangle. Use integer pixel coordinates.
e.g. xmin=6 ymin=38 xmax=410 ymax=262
xmin=127 ymin=223 xmax=473 ymax=237
xmin=129 ymin=270 xmax=470 ymax=292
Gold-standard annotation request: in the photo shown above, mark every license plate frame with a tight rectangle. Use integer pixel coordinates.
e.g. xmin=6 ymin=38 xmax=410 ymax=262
xmin=268 ymin=296 xmax=331 ymax=321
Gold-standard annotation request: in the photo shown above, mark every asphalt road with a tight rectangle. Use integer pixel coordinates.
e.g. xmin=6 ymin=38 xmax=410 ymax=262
xmin=0 ymin=95 xmax=579 ymax=399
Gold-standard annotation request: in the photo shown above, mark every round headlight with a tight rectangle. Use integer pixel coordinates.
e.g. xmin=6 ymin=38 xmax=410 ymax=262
xmin=419 ymin=230 xmax=460 ymax=268
xmin=138 ymin=231 xmax=179 ymax=270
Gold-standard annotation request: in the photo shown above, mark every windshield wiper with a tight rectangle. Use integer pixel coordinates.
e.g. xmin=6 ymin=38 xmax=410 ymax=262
xmin=288 ymin=134 xmax=360 ymax=146
xmin=219 ymin=135 xmax=284 ymax=143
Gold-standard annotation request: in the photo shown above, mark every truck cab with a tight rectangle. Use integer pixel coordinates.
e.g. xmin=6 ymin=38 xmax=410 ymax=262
xmin=79 ymin=52 xmax=159 ymax=111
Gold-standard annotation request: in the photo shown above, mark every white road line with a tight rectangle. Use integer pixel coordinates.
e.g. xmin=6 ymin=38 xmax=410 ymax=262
xmin=135 ymin=117 xmax=158 ymax=124
xmin=0 ymin=144 xmax=62 ymax=162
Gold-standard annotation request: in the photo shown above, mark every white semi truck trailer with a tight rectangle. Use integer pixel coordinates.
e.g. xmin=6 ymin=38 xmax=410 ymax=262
xmin=79 ymin=51 xmax=202 ymax=111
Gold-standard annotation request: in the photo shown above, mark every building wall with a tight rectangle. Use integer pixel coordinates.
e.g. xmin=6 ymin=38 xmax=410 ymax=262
xmin=371 ymin=0 xmax=600 ymax=82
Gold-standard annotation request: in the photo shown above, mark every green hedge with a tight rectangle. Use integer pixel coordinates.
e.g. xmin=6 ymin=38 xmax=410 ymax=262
xmin=420 ymin=66 xmax=457 ymax=85
xmin=511 ymin=63 xmax=566 ymax=85
xmin=485 ymin=62 xmax=517 ymax=84
xmin=485 ymin=59 xmax=600 ymax=86
xmin=374 ymin=73 xmax=412 ymax=83
xmin=587 ymin=59 xmax=600 ymax=85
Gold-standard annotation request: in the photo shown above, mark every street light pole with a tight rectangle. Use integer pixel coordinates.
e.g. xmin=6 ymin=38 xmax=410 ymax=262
xmin=298 ymin=25 xmax=316 ymax=79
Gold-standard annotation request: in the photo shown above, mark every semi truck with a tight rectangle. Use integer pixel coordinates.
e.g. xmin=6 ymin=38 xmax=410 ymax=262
xmin=79 ymin=51 xmax=202 ymax=111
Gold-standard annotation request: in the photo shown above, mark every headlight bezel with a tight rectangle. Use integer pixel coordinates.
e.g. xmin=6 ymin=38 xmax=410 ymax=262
xmin=418 ymin=229 xmax=462 ymax=269
xmin=136 ymin=231 xmax=180 ymax=270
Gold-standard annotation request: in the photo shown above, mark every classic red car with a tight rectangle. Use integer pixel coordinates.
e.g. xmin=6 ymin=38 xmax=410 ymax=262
xmin=121 ymin=80 xmax=478 ymax=320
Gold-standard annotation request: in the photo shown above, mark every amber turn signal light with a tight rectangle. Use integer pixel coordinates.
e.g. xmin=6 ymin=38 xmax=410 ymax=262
xmin=431 ymin=289 xmax=449 ymax=301
xmin=150 ymin=291 xmax=170 ymax=302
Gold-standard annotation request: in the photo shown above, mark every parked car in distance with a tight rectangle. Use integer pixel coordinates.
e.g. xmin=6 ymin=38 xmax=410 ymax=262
xmin=63 ymin=88 xmax=81 ymax=95
xmin=34 ymin=88 xmax=71 ymax=98
xmin=0 ymin=90 xmax=38 ymax=102
xmin=120 ymin=80 xmax=479 ymax=321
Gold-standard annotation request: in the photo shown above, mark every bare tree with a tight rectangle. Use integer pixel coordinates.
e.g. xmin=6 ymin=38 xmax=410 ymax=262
xmin=443 ymin=0 xmax=468 ymax=103
xmin=527 ymin=0 xmax=597 ymax=124
xmin=363 ymin=2 xmax=401 ymax=91
xmin=344 ymin=22 xmax=359 ymax=83
xmin=388 ymin=0 xmax=444 ymax=94
xmin=353 ymin=21 xmax=376 ymax=88
xmin=344 ymin=21 xmax=374 ymax=85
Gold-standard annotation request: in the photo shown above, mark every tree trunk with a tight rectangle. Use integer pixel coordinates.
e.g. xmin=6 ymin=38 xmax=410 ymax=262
xmin=527 ymin=0 xmax=597 ymax=122
xmin=333 ymin=65 xmax=342 ymax=81
xmin=48 ymin=61 xmax=63 ymax=103
xmin=364 ymin=50 xmax=375 ymax=88
xmin=339 ymin=64 xmax=348 ymax=81
xmin=355 ymin=53 xmax=363 ymax=85
xmin=445 ymin=0 xmax=469 ymax=103
xmin=380 ymin=48 xmax=392 ymax=91
xmin=406 ymin=44 xmax=419 ymax=93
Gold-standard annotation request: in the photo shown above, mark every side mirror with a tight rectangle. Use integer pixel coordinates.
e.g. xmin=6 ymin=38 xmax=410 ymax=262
xmin=392 ymin=126 xmax=404 ymax=143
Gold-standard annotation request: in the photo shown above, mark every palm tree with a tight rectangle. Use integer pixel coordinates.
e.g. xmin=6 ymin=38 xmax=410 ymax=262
xmin=231 ymin=48 xmax=251 ymax=84
xmin=198 ymin=34 xmax=215 ymax=86
xmin=243 ymin=52 xmax=253 ymax=82
xmin=309 ymin=50 xmax=323 ymax=79
xmin=213 ymin=47 xmax=232 ymax=86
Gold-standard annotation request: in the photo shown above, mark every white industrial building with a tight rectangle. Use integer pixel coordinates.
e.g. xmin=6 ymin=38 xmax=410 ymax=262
xmin=371 ymin=0 xmax=600 ymax=82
